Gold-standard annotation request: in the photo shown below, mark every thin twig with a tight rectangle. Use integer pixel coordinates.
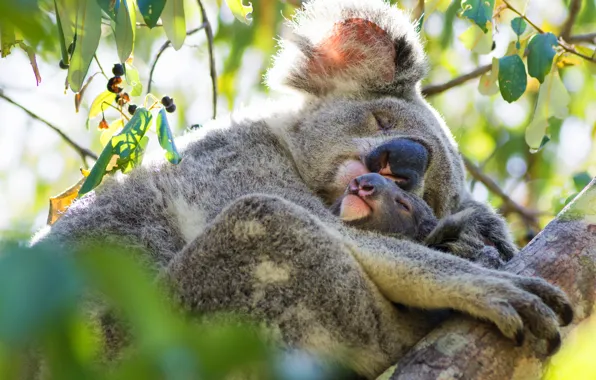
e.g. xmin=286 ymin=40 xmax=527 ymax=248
xmin=197 ymin=0 xmax=218 ymax=120
xmin=463 ymin=156 xmax=540 ymax=230
xmin=567 ymin=32 xmax=596 ymax=44
xmin=560 ymin=0 xmax=582 ymax=41
xmin=0 ymin=91 xmax=98 ymax=162
xmin=501 ymin=0 xmax=545 ymax=34
xmin=93 ymin=54 xmax=109 ymax=80
xmin=146 ymin=23 xmax=207 ymax=94
xmin=422 ymin=64 xmax=491 ymax=97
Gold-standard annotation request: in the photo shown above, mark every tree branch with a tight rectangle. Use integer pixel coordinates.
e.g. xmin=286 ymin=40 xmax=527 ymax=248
xmin=421 ymin=64 xmax=491 ymax=97
xmin=560 ymin=0 xmax=582 ymax=41
xmin=146 ymin=23 xmax=207 ymax=95
xmin=567 ymin=32 xmax=596 ymax=44
xmin=391 ymin=178 xmax=596 ymax=379
xmin=197 ymin=0 xmax=218 ymax=120
xmin=463 ymin=156 xmax=540 ymax=230
xmin=0 ymin=91 xmax=97 ymax=163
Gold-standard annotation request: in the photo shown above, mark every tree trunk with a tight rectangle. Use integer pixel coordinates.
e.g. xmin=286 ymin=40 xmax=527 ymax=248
xmin=390 ymin=179 xmax=596 ymax=380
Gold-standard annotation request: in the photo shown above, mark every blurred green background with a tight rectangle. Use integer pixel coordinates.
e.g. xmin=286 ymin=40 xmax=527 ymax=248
xmin=0 ymin=0 xmax=595 ymax=379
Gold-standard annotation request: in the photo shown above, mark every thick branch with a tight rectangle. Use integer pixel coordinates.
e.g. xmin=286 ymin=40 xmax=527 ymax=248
xmin=0 ymin=91 xmax=97 ymax=163
xmin=463 ymin=156 xmax=540 ymax=230
xmin=567 ymin=32 xmax=596 ymax=44
xmin=391 ymin=179 xmax=596 ymax=380
xmin=560 ymin=0 xmax=582 ymax=41
xmin=197 ymin=0 xmax=218 ymax=120
xmin=421 ymin=64 xmax=491 ymax=97
xmin=147 ymin=23 xmax=207 ymax=95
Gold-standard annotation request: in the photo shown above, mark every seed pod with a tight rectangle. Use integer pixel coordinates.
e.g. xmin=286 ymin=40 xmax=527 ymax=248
xmin=59 ymin=60 xmax=69 ymax=70
xmin=99 ymin=119 xmax=109 ymax=130
xmin=107 ymin=76 xmax=123 ymax=93
xmin=161 ymin=96 xmax=174 ymax=107
xmin=166 ymin=104 xmax=177 ymax=113
xmin=128 ymin=104 xmax=137 ymax=115
xmin=112 ymin=63 xmax=124 ymax=76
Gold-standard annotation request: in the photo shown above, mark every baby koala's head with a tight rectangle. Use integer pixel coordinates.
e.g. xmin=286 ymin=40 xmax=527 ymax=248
xmin=330 ymin=173 xmax=438 ymax=241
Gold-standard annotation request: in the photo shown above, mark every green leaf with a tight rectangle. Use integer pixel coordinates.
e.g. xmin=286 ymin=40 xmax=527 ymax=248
xmin=161 ymin=0 xmax=186 ymax=50
xmin=510 ymin=17 xmax=526 ymax=36
xmin=68 ymin=0 xmax=102 ymax=92
xmin=78 ymin=142 xmax=116 ymax=196
xmin=414 ymin=13 xmax=425 ymax=34
xmin=461 ymin=0 xmax=494 ymax=33
xmin=225 ymin=0 xmax=253 ymax=25
xmin=527 ymin=32 xmax=558 ymax=83
xmin=124 ymin=62 xmax=142 ymax=96
xmin=0 ymin=22 xmax=16 ymax=58
xmin=525 ymin=69 xmax=570 ymax=150
xmin=54 ymin=0 xmax=70 ymax=65
xmin=156 ymin=108 xmax=182 ymax=164
xmin=573 ymin=172 xmax=593 ymax=192
xmin=115 ymin=0 xmax=135 ymax=63
xmin=111 ymin=108 xmax=153 ymax=172
xmin=498 ymin=55 xmax=527 ymax=103
xmin=96 ymin=0 xmax=119 ymax=20
xmin=55 ymin=0 xmax=76 ymax=45
xmin=459 ymin=23 xmax=493 ymax=54
xmin=137 ymin=0 xmax=166 ymax=28
xmin=89 ymin=90 xmax=117 ymax=119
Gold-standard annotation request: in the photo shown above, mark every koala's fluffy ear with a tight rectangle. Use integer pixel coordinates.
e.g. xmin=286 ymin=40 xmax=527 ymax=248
xmin=265 ymin=0 xmax=427 ymax=97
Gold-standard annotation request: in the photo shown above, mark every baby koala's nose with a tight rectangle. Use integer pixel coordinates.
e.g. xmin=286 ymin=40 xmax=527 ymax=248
xmin=348 ymin=173 xmax=387 ymax=198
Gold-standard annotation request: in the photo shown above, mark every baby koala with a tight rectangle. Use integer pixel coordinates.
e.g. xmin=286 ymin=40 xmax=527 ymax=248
xmin=330 ymin=173 xmax=503 ymax=268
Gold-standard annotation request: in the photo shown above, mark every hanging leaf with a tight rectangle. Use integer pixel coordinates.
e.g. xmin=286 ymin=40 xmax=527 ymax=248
xmin=55 ymin=0 xmax=76 ymax=45
xmin=111 ymin=108 xmax=153 ymax=173
xmin=137 ymin=0 xmax=166 ymax=28
xmin=80 ymin=108 xmax=153 ymax=196
xmin=478 ymin=57 xmax=499 ymax=95
xmin=527 ymin=32 xmax=558 ymax=83
xmin=18 ymin=42 xmax=42 ymax=86
xmin=510 ymin=17 xmax=527 ymax=36
xmin=225 ymin=0 xmax=253 ymax=25
xmin=525 ymin=69 xmax=570 ymax=150
xmin=78 ymin=143 xmax=117 ymax=196
xmin=161 ymin=0 xmax=186 ymax=50
xmin=89 ymin=90 xmax=117 ymax=119
xmin=115 ymin=0 xmax=135 ymax=63
xmin=124 ymin=62 xmax=142 ymax=96
xmin=459 ymin=23 xmax=493 ymax=54
xmin=461 ymin=0 xmax=494 ymax=33
xmin=74 ymin=72 xmax=101 ymax=112
xmin=498 ymin=55 xmax=527 ymax=103
xmin=156 ymin=108 xmax=182 ymax=164
xmin=68 ymin=0 xmax=102 ymax=92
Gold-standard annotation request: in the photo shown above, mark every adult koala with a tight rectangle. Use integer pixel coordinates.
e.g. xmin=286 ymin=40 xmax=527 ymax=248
xmin=33 ymin=0 xmax=572 ymax=378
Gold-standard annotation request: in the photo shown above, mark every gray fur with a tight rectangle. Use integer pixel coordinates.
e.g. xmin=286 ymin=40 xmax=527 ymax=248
xmin=32 ymin=0 xmax=571 ymax=378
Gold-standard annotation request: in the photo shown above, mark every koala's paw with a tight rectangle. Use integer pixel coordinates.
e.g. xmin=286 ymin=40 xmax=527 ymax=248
xmin=465 ymin=274 xmax=573 ymax=355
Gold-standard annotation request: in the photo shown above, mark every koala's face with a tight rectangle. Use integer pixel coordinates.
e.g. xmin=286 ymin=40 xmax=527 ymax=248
xmin=330 ymin=173 xmax=436 ymax=238
xmin=286 ymin=96 xmax=464 ymax=218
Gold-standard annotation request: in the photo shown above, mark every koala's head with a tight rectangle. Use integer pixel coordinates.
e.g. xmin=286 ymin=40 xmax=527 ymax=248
xmin=266 ymin=0 xmax=465 ymax=218
xmin=330 ymin=173 xmax=437 ymax=240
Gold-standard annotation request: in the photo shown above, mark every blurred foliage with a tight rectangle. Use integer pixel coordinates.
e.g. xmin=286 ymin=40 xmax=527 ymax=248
xmin=0 ymin=240 xmax=348 ymax=380
xmin=0 ymin=0 xmax=595 ymax=379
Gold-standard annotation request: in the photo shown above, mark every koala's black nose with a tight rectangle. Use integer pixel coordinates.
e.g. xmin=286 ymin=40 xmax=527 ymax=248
xmin=348 ymin=173 xmax=390 ymax=197
xmin=364 ymin=138 xmax=429 ymax=191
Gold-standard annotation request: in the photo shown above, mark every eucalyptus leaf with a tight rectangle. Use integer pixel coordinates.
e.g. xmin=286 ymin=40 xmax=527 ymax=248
xmin=156 ymin=108 xmax=182 ymax=164
xmin=68 ymin=0 xmax=102 ymax=92
xmin=137 ymin=0 xmax=166 ymax=28
xmin=527 ymin=32 xmax=558 ymax=83
xmin=498 ymin=55 xmax=527 ymax=103
xmin=510 ymin=17 xmax=526 ymax=36
xmin=161 ymin=0 xmax=186 ymax=50
xmin=461 ymin=0 xmax=494 ymax=33
xmin=115 ymin=0 xmax=135 ymax=63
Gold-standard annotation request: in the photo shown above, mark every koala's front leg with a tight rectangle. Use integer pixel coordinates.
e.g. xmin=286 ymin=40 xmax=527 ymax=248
xmin=352 ymin=236 xmax=572 ymax=354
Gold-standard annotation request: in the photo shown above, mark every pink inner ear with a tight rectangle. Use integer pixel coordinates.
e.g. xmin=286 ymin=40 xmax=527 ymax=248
xmin=308 ymin=18 xmax=396 ymax=84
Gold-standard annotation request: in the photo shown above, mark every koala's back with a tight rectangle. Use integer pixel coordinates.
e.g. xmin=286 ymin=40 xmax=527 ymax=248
xmin=35 ymin=116 xmax=325 ymax=268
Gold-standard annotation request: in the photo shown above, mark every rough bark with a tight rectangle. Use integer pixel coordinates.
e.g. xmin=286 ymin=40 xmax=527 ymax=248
xmin=390 ymin=179 xmax=596 ymax=380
